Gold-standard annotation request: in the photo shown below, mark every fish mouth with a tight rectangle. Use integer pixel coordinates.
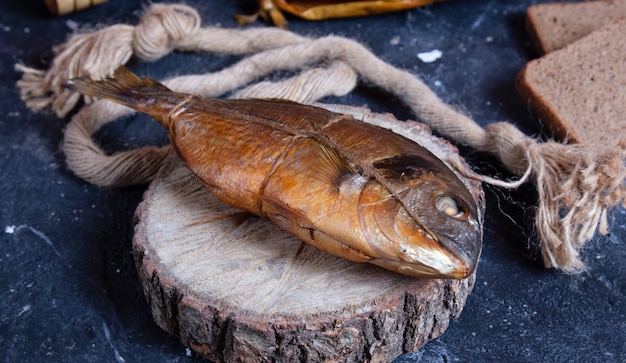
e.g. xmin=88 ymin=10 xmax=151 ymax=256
xmin=357 ymin=215 xmax=482 ymax=279
xmin=435 ymin=217 xmax=482 ymax=278
xmin=373 ymin=245 xmax=479 ymax=279
xmin=371 ymin=218 xmax=482 ymax=279
xmin=370 ymin=252 xmax=472 ymax=279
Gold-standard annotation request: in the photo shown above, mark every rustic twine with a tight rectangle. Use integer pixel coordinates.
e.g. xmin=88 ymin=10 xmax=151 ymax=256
xmin=15 ymin=3 xmax=626 ymax=273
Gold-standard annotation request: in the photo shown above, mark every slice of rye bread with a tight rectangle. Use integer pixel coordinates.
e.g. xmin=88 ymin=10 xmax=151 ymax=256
xmin=526 ymin=0 xmax=626 ymax=55
xmin=516 ymin=19 xmax=626 ymax=145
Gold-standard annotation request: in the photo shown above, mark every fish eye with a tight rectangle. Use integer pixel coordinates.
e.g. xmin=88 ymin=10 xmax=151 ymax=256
xmin=435 ymin=195 xmax=467 ymax=220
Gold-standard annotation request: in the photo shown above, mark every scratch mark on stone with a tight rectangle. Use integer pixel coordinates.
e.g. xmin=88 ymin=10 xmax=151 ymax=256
xmin=5 ymin=224 xmax=61 ymax=257
xmin=103 ymin=322 xmax=126 ymax=363
xmin=471 ymin=4 xmax=495 ymax=31
xmin=471 ymin=12 xmax=486 ymax=30
xmin=17 ymin=304 xmax=31 ymax=317
xmin=27 ymin=226 xmax=62 ymax=257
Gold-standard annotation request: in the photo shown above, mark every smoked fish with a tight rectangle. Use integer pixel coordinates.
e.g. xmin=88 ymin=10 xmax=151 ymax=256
xmin=238 ymin=0 xmax=441 ymax=28
xmin=68 ymin=66 xmax=482 ymax=279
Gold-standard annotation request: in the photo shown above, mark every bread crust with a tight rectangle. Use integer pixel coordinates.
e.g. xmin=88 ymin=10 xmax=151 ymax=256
xmin=517 ymin=19 xmax=626 ymax=145
xmin=526 ymin=0 xmax=626 ymax=55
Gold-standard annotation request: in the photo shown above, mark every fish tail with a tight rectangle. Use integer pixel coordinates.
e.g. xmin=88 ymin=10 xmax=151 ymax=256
xmin=67 ymin=66 xmax=182 ymax=128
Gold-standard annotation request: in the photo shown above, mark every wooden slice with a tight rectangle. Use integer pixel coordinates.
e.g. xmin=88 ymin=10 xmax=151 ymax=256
xmin=132 ymin=105 xmax=483 ymax=362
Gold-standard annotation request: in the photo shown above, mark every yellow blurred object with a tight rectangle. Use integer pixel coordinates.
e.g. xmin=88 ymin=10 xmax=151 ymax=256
xmin=45 ymin=0 xmax=108 ymax=15
xmin=237 ymin=0 xmax=441 ymax=28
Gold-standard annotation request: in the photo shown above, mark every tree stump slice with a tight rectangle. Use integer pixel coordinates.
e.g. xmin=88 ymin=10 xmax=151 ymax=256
xmin=132 ymin=104 xmax=483 ymax=363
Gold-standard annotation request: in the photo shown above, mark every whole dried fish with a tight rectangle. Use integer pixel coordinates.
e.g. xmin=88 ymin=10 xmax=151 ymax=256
xmin=68 ymin=66 xmax=482 ymax=279
xmin=237 ymin=0 xmax=441 ymax=28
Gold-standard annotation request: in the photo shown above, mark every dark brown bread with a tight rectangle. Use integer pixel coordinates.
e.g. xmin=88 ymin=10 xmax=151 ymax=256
xmin=517 ymin=19 xmax=626 ymax=145
xmin=526 ymin=0 xmax=626 ymax=54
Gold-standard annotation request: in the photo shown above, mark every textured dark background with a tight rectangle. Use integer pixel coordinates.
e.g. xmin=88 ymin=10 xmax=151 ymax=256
xmin=1 ymin=0 xmax=625 ymax=362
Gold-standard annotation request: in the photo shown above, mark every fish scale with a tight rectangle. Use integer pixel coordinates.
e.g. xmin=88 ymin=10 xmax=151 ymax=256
xmin=68 ymin=66 xmax=482 ymax=279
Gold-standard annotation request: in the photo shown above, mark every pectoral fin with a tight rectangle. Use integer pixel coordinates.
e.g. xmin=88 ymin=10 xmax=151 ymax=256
xmin=307 ymin=139 xmax=357 ymax=189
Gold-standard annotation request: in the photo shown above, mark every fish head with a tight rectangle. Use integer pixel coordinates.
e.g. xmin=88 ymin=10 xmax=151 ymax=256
xmin=361 ymin=155 xmax=482 ymax=279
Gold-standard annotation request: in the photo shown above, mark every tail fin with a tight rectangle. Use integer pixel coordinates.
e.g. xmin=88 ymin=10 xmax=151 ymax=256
xmin=67 ymin=66 xmax=182 ymax=128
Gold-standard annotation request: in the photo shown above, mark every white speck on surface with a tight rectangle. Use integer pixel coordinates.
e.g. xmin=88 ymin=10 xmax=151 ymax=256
xmin=2 ymin=25 xmax=10 ymax=32
xmin=434 ymin=80 xmax=442 ymax=87
xmin=389 ymin=36 xmax=400 ymax=45
xmin=417 ymin=49 xmax=443 ymax=63
xmin=5 ymin=225 xmax=16 ymax=234
xmin=485 ymin=36 xmax=494 ymax=42
xmin=24 ymin=27 xmax=30 ymax=33
xmin=186 ymin=348 xmax=192 ymax=356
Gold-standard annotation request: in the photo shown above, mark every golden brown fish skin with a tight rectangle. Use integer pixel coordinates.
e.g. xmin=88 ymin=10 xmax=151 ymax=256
xmin=167 ymin=98 xmax=296 ymax=214
xmin=68 ymin=66 xmax=482 ymax=279
xmin=241 ymin=0 xmax=441 ymax=29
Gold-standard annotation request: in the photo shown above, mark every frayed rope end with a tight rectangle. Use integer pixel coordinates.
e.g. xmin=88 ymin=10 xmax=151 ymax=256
xmin=530 ymin=140 xmax=626 ymax=273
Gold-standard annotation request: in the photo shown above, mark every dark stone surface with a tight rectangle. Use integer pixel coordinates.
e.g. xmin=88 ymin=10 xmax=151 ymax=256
xmin=1 ymin=0 xmax=624 ymax=362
